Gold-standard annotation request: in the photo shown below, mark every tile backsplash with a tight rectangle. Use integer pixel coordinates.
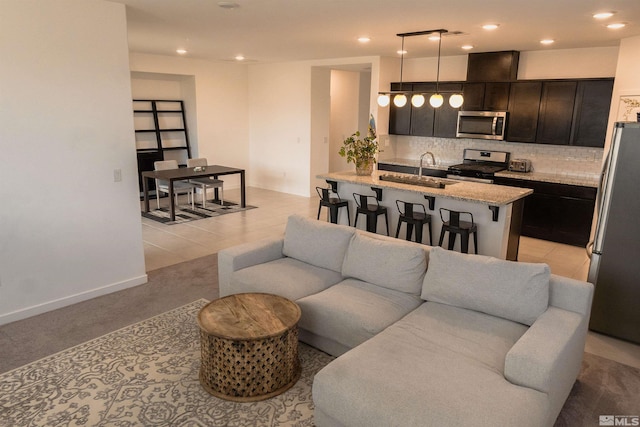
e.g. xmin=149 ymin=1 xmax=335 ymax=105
xmin=382 ymin=135 xmax=604 ymax=181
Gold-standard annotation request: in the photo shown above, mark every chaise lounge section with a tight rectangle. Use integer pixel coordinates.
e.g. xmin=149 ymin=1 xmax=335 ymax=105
xmin=218 ymin=214 xmax=594 ymax=426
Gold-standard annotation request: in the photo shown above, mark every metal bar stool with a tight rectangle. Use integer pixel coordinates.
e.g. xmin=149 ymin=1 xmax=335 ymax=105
xmin=438 ymin=208 xmax=478 ymax=254
xmin=316 ymin=186 xmax=350 ymax=225
xmin=353 ymin=193 xmax=389 ymax=235
xmin=395 ymin=200 xmax=433 ymax=245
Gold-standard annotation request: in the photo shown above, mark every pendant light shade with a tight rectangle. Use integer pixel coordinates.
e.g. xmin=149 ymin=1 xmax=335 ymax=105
xmin=449 ymin=93 xmax=464 ymax=108
xmin=393 ymin=94 xmax=407 ymax=107
xmin=429 ymin=93 xmax=444 ymax=108
xmin=377 ymin=94 xmax=391 ymax=107
xmin=411 ymin=94 xmax=425 ymax=107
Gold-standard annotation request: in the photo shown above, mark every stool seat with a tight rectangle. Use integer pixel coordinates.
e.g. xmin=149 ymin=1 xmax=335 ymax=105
xmin=316 ymin=187 xmax=350 ymax=225
xmin=395 ymin=200 xmax=432 ymax=245
xmin=353 ymin=193 xmax=389 ymax=235
xmin=438 ymin=208 xmax=478 ymax=254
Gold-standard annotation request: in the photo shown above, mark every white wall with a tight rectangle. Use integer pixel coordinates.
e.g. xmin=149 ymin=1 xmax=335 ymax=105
xmin=330 ymin=70 xmax=362 ymax=172
xmin=0 ymin=0 xmax=146 ymax=324
xmin=310 ymin=67 xmax=331 ymax=193
xmin=129 ymin=53 xmax=249 ymax=189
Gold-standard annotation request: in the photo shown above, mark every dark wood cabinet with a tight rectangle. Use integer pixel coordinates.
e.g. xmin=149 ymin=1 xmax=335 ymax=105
xmin=494 ymin=177 xmax=596 ymax=247
xmin=434 ymin=83 xmax=463 ymax=138
xmin=410 ymin=83 xmax=437 ymax=136
xmin=388 ymin=83 xmax=413 ymax=135
xmin=536 ymin=81 xmax=578 ymax=145
xmin=389 ymin=78 xmax=613 ymax=147
xmin=506 ymin=81 xmax=543 ymax=142
xmin=570 ymin=79 xmax=614 ymax=147
xmin=462 ymin=82 xmax=510 ymax=111
xmin=466 ymin=51 xmax=519 ymax=82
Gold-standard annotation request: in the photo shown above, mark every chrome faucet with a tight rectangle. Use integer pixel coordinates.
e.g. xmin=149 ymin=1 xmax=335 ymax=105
xmin=419 ymin=152 xmax=436 ymax=178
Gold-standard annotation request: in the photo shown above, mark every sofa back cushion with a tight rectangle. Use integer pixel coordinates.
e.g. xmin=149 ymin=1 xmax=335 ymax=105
xmin=421 ymin=247 xmax=550 ymax=325
xmin=283 ymin=214 xmax=355 ymax=273
xmin=342 ymin=232 xmax=427 ymax=295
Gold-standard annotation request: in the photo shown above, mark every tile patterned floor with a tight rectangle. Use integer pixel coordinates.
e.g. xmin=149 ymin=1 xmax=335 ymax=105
xmin=141 ymin=187 xmax=640 ymax=369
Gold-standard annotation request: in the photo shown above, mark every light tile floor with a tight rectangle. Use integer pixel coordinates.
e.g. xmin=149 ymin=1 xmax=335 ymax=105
xmin=141 ymin=187 xmax=640 ymax=369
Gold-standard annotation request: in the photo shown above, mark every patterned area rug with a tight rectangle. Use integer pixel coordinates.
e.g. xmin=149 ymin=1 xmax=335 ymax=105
xmin=0 ymin=300 xmax=334 ymax=426
xmin=142 ymin=202 xmax=257 ymax=224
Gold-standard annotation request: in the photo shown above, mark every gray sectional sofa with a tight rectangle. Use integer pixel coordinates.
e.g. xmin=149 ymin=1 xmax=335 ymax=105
xmin=218 ymin=214 xmax=594 ymax=427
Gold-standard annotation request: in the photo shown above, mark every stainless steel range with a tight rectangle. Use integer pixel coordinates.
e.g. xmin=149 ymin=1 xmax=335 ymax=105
xmin=447 ymin=149 xmax=511 ymax=183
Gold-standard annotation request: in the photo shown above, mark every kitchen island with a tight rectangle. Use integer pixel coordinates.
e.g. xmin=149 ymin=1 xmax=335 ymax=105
xmin=317 ymin=170 xmax=532 ymax=260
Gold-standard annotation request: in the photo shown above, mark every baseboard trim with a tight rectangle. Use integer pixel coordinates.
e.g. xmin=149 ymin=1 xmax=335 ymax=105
xmin=0 ymin=274 xmax=149 ymax=326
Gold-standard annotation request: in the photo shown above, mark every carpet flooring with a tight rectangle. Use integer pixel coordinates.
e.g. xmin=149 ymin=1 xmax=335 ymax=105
xmin=1 ymin=254 xmax=638 ymax=426
xmin=0 ymin=300 xmax=333 ymax=426
xmin=142 ymin=201 xmax=256 ymax=224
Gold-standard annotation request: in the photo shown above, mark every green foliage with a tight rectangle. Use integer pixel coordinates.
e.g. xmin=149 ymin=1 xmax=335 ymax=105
xmin=338 ymin=127 xmax=379 ymax=166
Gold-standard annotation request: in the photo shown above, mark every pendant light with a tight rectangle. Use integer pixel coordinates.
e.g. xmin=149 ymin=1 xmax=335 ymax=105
xmin=377 ymin=29 xmax=464 ymax=109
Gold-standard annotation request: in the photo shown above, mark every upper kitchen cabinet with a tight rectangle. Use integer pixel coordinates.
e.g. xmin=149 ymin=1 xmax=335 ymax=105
xmin=570 ymin=79 xmax=614 ymax=147
xmin=410 ymin=83 xmax=436 ymax=136
xmin=388 ymin=82 xmax=413 ymax=135
xmin=536 ymin=81 xmax=578 ymax=145
xmin=409 ymin=82 xmax=462 ymax=137
xmin=433 ymin=83 xmax=464 ymax=137
xmin=506 ymin=81 xmax=543 ymax=143
xmin=463 ymin=82 xmax=511 ymax=111
xmin=466 ymin=51 xmax=519 ymax=82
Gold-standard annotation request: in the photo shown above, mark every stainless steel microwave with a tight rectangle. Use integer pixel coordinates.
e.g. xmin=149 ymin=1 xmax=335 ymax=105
xmin=456 ymin=111 xmax=507 ymax=140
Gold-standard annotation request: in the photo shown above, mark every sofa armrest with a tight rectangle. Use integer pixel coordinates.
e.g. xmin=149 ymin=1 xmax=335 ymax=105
xmin=218 ymin=236 xmax=284 ymax=297
xmin=504 ymin=307 xmax=586 ymax=395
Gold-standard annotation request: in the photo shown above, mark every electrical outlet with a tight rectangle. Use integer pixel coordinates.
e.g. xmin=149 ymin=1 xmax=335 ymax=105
xmin=113 ymin=169 xmax=122 ymax=182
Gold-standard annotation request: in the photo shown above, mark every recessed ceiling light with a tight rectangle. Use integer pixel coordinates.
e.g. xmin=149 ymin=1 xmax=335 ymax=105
xmin=482 ymin=24 xmax=499 ymax=30
xmin=357 ymin=36 xmax=371 ymax=43
xmin=397 ymin=50 xmax=407 ymax=55
xmin=234 ymin=55 xmax=245 ymax=61
xmin=540 ymin=39 xmax=555 ymax=45
xmin=217 ymin=1 xmax=240 ymax=9
xmin=428 ymin=35 xmax=440 ymax=41
xmin=607 ymin=22 xmax=626 ymax=29
xmin=461 ymin=45 xmax=474 ymax=50
xmin=176 ymin=48 xmax=188 ymax=55
xmin=593 ymin=12 xmax=615 ymax=19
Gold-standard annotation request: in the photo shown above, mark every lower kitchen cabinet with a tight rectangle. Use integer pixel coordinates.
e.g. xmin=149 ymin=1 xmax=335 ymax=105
xmin=494 ymin=177 xmax=596 ymax=247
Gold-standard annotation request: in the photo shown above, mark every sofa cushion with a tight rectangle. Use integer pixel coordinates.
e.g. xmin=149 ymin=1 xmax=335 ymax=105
xmin=230 ymin=257 xmax=343 ymax=301
xmin=312 ymin=302 xmax=545 ymax=427
xmin=282 ymin=214 xmax=354 ymax=273
xmin=297 ymin=278 xmax=422 ymax=351
xmin=342 ymin=232 xmax=427 ymax=295
xmin=421 ymin=247 xmax=550 ymax=325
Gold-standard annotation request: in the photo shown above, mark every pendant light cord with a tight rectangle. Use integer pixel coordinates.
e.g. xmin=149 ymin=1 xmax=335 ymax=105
xmin=399 ymin=36 xmax=405 ymax=86
xmin=435 ymin=31 xmax=442 ymax=93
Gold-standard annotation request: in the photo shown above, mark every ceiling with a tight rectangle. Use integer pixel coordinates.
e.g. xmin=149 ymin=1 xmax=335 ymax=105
xmin=112 ymin=0 xmax=640 ymax=63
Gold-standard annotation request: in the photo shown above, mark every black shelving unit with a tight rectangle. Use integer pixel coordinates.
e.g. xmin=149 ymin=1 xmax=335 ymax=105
xmin=133 ymin=99 xmax=192 ymax=196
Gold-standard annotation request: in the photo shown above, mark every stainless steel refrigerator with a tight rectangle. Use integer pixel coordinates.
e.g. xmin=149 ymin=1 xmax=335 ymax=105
xmin=588 ymin=121 xmax=640 ymax=345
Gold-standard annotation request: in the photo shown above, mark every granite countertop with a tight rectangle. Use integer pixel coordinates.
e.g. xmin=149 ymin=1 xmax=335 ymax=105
xmin=318 ymin=171 xmax=532 ymax=206
xmin=378 ymin=158 xmax=599 ymax=188
xmin=494 ymin=170 xmax=599 ymax=188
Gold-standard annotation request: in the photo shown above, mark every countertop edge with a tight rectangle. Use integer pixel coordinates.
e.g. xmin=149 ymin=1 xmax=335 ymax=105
xmin=319 ymin=171 xmax=532 ymax=207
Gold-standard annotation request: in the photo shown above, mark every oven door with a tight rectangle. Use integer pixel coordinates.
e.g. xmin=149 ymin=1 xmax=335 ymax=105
xmin=446 ymin=174 xmax=493 ymax=184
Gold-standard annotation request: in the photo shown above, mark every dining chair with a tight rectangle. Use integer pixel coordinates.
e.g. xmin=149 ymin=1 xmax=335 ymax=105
xmin=153 ymin=160 xmax=195 ymax=210
xmin=186 ymin=158 xmax=224 ymax=208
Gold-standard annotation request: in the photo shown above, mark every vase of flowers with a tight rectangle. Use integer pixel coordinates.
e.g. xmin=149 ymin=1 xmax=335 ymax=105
xmin=339 ymin=117 xmax=379 ymax=176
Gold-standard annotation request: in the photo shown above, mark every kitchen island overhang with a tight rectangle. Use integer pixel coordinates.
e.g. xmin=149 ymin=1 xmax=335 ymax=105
xmin=317 ymin=171 xmax=533 ymax=261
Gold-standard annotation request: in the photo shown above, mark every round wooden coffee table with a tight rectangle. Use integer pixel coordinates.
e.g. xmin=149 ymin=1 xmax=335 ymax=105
xmin=197 ymin=293 xmax=301 ymax=402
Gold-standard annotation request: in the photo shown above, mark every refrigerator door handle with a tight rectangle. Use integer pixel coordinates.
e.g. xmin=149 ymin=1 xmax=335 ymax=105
xmin=592 ymin=129 xmax=622 ymax=254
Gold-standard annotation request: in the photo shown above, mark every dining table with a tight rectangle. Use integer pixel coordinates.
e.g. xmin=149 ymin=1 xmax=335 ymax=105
xmin=142 ymin=165 xmax=246 ymax=222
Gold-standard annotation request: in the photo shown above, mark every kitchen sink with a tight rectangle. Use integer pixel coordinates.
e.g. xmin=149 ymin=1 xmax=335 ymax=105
xmin=379 ymin=174 xmax=459 ymax=189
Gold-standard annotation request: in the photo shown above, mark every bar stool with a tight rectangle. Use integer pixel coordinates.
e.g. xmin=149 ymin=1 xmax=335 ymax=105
xmin=353 ymin=193 xmax=389 ymax=235
xmin=316 ymin=186 xmax=350 ymax=225
xmin=395 ymin=200 xmax=433 ymax=245
xmin=438 ymin=208 xmax=478 ymax=254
